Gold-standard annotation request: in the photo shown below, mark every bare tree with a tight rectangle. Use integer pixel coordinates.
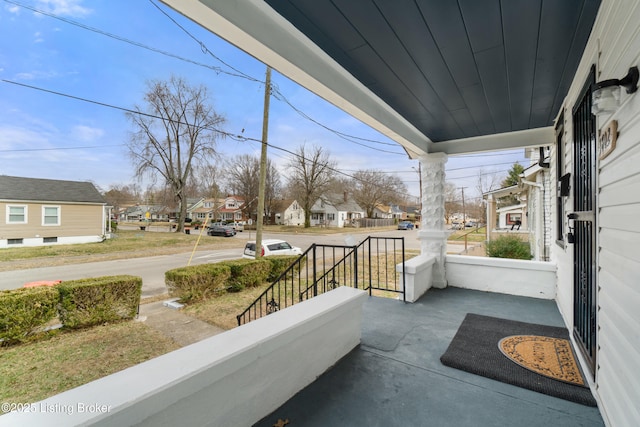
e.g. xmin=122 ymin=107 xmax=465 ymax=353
xmin=352 ymin=169 xmax=406 ymax=217
xmin=264 ymin=161 xmax=282 ymax=223
xmin=102 ymin=184 xmax=139 ymax=218
xmin=287 ymin=144 xmax=336 ymax=228
xmin=191 ymin=164 xmax=223 ymax=198
xmin=444 ymin=182 xmax=461 ymax=224
xmin=475 ymin=167 xmax=501 ymax=198
xmin=226 ymin=154 xmax=281 ymax=222
xmin=126 ymin=75 xmax=225 ymax=232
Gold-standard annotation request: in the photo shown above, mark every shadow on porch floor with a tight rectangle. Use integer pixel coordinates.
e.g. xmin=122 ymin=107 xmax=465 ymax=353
xmin=255 ymin=287 xmax=604 ymax=427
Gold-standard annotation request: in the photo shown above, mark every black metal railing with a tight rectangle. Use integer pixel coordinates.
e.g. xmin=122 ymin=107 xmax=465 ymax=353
xmin=236 ymin=236 xmax=405 ymax=326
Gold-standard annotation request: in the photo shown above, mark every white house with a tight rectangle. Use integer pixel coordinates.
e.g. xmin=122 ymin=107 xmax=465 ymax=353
xmin=273 ymin=199 xmax=304 ymax=226
xmin=310 ymin=193 xmax=365 ymax=228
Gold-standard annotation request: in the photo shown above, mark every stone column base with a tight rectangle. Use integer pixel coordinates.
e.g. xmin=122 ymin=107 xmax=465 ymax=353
xmin=418 ymin=229 xmax=452 ymax=288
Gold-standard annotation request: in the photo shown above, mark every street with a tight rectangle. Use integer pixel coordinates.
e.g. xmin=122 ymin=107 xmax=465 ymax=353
xmin=0 ymin=229 xmax=468 ymax=297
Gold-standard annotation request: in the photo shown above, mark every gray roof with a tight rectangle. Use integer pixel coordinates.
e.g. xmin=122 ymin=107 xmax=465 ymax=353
xmin=0 ymin=175 xmax=105 ymax=204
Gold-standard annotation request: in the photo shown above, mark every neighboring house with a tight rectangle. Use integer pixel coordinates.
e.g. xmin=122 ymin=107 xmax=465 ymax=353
xmin=372 ymin=204 xmax=393 ymax=219
xmin=389 ymin=204 xmax=404 ymax=220
xmin=120 ymin=205 xmax=168 ymax=222
xmin=188 ymin=198 xmax=214 ymax=222
xmin=310 ymin=193 xmax=365 ymax=228
xmin=273 ymin=199 xmax=304 ymax=226
xmin=496 ymin=204 xmax=527 ymax=230
xmin=0 ymin=175 xmax=106 ymax=248
xmin=520 ymin=151 xmax=553 ymax=261
xmin=216 ymin=195 xmax=245 ymax=222
xmin=401 ymin=204 xmax=421 ymax=222
xmin=483 ymin=148 xmax=553 ymax=262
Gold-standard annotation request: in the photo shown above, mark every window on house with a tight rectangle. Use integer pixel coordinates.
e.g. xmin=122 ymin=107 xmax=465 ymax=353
xmin=43 ymin=237 xmax=58 ymax=243
xmin=7 ymin=205 xmax=27 ymax=224
xmin=328 ymin=213 xmax=335 ymax=221
xmin=43 ymin=206 xmax=60 ymax=225
xmin=8 ymin=238 xmax=23 ymax=245
xmin=506 ymin=213 xmax=521 ymax=225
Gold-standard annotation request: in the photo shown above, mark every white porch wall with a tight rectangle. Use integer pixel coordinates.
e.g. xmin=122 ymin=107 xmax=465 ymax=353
xmin=0 ymin=287 xmax=367 ymax=427
xmin=446 ymin=255 xmax=556 ymax=299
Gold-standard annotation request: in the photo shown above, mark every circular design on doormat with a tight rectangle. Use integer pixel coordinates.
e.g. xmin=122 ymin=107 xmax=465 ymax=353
xmin=498 ymin=335 xmax=585 ymax=387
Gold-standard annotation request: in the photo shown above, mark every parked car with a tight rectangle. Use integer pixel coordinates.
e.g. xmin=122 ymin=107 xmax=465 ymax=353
xmin=397 ymin=221 xmax=415 ymax=230
xmin=228 ymin=222 xmax=244 ymax=232
xmin=242 ymin=239 xmax=302 ymax=259
xmin=207 ymin=225 xmax=235 ymax=237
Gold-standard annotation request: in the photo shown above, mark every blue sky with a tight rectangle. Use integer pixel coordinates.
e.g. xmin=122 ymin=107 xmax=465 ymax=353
xmin=0 ymin=0 xmax=527 ymax=203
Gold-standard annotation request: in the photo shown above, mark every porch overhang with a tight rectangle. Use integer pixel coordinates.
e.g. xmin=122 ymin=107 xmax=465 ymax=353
xmin=160 ymin=0 xmax=599 ymax=157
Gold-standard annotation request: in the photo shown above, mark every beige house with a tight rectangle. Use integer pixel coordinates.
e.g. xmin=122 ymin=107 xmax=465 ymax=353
xmin=0 ymin=176 xmax=107 ymax=248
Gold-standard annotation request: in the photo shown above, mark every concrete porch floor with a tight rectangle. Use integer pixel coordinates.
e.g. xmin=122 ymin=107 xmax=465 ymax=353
xmin=255 ymin=287 xmax=604 ymax=427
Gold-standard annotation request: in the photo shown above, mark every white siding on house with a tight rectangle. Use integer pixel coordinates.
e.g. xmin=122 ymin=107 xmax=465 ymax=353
xmin=551 ymin=1 xmax=640 ymax=425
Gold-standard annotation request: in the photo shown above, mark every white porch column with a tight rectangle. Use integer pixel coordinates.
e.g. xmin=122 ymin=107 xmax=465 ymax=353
xmin=418 ymin=152 xmax=450 ymax=288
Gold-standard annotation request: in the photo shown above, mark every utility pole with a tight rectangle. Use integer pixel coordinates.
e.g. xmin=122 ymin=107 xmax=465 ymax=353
xmin=255 ymin=66 xmax=271 ymax=258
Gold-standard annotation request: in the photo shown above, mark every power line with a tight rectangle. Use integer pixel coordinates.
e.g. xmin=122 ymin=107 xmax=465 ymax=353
xmin=1 ymin=78 xmax=396 ymax=194
xmin=147 ymin=0 xmax=261 ymax=83
xmin=9 ymin=0 xmax=406 ymax=156
xmin=146 ymin=0 xmax=405 ymax=154
xmin=0 ymin=79 xmax=517 ymax=183
xmin=0 ymin=144 xmax=125 ymax=153
xmin=3 ymin=0 xmax=255 ymax=81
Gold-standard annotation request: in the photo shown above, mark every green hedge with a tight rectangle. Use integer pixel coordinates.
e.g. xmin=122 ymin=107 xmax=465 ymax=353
xmin=0 ymin=287 xmax=59 ymax=345
xmin=264 ymin=255 xmax=304 ymax=282
xmin=485 ymin=235 xmax=532 ymax=260
xmin=165 ymin=263 xmax=231 ymax=302
xmin=222 ymin=259 xmax=271 ymax=292
xmin=58 ymin=275 xmax=142 ymax=329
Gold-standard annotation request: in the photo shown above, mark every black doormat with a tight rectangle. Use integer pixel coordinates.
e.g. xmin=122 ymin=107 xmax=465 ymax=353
xmin=440 ymin=313 xmax=597 ymax=407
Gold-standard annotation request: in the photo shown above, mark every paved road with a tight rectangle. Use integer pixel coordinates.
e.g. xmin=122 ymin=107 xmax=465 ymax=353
xmin=0 ymin=229 xmax=470 ymax=297
xmin=0 ymin=249 xmax=243 ymax=297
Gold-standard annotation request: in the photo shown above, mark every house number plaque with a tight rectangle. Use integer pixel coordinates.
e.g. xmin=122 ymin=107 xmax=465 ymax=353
xmin=598 ymin=120 xmax=618 ymax=160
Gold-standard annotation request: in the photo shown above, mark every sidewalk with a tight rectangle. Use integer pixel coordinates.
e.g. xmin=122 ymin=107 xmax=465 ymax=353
xmin=137 ymin=300 xmax=225 ymax=347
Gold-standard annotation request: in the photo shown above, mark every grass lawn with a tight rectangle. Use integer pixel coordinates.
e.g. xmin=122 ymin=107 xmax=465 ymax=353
xmin=0 ymin=321 xmax=179 ymax=405
xmin=448 ymin=226 xmax=487 ymax=243
xmin=183 ymin=284 xmax=273 ymax=330
xmin=0 ymin=229 xmax=246 ymax=271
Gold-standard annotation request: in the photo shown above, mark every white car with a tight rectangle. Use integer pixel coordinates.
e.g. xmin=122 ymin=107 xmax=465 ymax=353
xmin=242 ymin=239 xmax=302 ymax=259
xmin=229 ymin=222 xmax=244 ymax=232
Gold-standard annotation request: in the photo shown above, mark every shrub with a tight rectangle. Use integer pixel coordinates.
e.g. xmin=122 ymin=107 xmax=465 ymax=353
xmin=165 ymin=263 xmax=231 ymax=302
xmin=222 ymin=259 xmax=271 ymax=292
xmin=0 ymin=287 xmax=59 ymax=345
xmin=58 ymin=275 xmax=142 ymax=329
xmin=265 ymin=255 xmax=304 ymax=282
xmin=485 ymin=235 xmax=532 ymax=260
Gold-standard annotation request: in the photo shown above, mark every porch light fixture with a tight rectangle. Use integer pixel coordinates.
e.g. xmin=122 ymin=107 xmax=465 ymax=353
xmin=591 ymin=66 xmax=639 ymax=116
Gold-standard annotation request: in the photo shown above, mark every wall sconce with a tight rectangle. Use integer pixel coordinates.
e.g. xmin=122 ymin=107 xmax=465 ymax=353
xmin=592 ymin=66 xmax=638 ymax=116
